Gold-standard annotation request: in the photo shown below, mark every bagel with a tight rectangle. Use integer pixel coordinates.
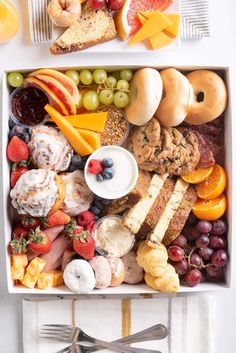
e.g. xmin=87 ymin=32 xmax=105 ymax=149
xmin=185 ymin=70 xmax=227 ymax=125
xmin=155 ymin=68 xmax=193 ymax=127
xmin=125 ymin=68 xmax=163 ymax=126
xmin=48 ymin=0 xmax=81 ymax=27
xmin=63 ymin=260 xmax=95 ymax=294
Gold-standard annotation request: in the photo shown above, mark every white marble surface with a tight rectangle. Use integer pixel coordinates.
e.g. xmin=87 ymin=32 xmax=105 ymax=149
xmin=0 ymin=0 xmax=236 ymax=351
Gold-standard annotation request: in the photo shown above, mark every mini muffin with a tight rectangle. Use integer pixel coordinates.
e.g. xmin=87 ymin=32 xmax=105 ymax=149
xmin=28 ymin=126 xmax=73 ymax=172
xmin=122 ymin=251 xmax=144 ymax=284
xmin=107 ymin=257 xmax=125 ymax=287
xmin=89 ymin=256 xmax=112 ymax=289
xmin=10 ymin=169 xmax=65 ymax=217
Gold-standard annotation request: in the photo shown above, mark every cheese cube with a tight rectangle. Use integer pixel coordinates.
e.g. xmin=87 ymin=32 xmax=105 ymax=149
xmin=37 ymin=272 xmax=54 ymax=290
xmin=26 ymin=257 xmax=46 ymax=276
xmin=22 ymin=273 xmax=38 ymax=289
xmin=52 ymin=271 xmax=64 ymax=287
xmin=11 ymin=266 xmax=25 ymax=281
xmin=11 ymin=254 xmax=28 ymax=269
xmin=149 ymin=31 xmax=173 ymax=50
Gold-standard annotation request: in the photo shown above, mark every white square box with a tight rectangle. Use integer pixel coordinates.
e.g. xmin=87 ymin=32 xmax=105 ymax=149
xmin=1 ymin=65 xmax=233 ymax=295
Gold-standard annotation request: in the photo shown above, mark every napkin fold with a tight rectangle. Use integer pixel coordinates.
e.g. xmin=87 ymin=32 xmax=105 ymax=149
xmin=181 ymin=0 xmax=210 ymax=38
xmin=23 ymin=294 xmax=214 ymax=353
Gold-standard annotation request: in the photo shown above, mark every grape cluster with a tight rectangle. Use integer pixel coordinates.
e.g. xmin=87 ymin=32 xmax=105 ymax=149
xmin=65 ymin=69 xmax=132 ymax=110
xmin=167 ymin=216 xmax=228 ymax=287
xmin=89 ymin=0 xmax=124 ymax=11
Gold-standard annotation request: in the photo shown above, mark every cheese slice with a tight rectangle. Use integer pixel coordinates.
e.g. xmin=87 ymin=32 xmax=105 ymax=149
xmin=149 ymin=31 xmax=173 ymax=50
xmin=137 ymin=13 xmax=147 ymax=26
xmin=129 ymin=10 xmax=172 ymax=45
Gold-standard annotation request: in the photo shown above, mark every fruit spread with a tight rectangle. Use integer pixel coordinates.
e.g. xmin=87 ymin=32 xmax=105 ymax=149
xmin=10 ymin=87 xmax=49 ymax=126
xmin=94 ymin=216 xmax=135 ymax=257
xmin=5 ymin=66 xmax=230 ymax=294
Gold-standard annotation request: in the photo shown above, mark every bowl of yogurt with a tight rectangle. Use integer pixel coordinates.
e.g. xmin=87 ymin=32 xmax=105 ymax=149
xmin=84 ymin=146 xmax=138 ymax=200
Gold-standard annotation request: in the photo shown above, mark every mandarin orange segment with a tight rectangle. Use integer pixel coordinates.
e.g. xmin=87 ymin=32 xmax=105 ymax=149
xmin=196 ymin=164 xmax=227 ymax=200
xmin=182 ymin=167 xmax=214 ymax=184
xmin=192 ymin=194 xmax=227 ymax=221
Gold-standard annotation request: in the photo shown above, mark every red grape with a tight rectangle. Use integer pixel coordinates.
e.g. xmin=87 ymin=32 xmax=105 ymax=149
xmin=188 ymin=213 xmax=198 ymax=225
xmin=191 ymin=227 xmax=201 ymax=240
xmin=211 ymin=219 xmax=227 ymax=235
xmin=199 ymin=247 xmax=214 ymax=261
xmin=107 ymin=0 xmax=124 ymax=11
xmin=89 ymin=0 xmax=106 ymax=10
xmin=209 ymin=235 xmax=226 ymax=250
xmin=196 ymin=220 xmax=212 ymax=234
xmin=174 ymin=259 xmax=188 ymax=275
xmin=190 ymin=253 xmax=203 ymax=267
xmin=185 ymin=269 xmax=202 ymax=287
xmin=211 ymin=250 xmax=228 ymax=268
xmin=168 ymin=246 xmax=184 ymax=262
xmin=170 ymin=234 xmax=187 ymax=248
xmin=206 ymin=265 xmax=224 ymax=279
xmin=196 ymin=234 xmax=209 ymax=248
xmin=183 ymin=226 xmax=195 ymax=241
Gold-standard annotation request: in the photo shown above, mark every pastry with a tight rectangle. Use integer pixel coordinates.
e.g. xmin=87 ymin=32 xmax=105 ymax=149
xmin=47 ymin=0 xmax=81 ymax=27
xmin=28 ymin=125 xmax=73 ymax=172
xmin=145 ymin=264 xmax=180 ymax=293
xmin=155 ymin=68 xmax=193 ymax=126
xmin=122 ymin=251 xmax=144 ymax=284
xmin=63 ymin=259 xmax=95 ymax=294
xmin=125 ymin=68 xmax=163 ymax=126
xmin=89 ymin=256 xmax=112 ymax=289
xmin=107 ymin=257 xmax=125 ymax=287
xmin=10 ymin=169 xmax=65 ymax=217
xmin=60 ymin=170 xmax=94 ymax=216
xmin=186 ymin=70 xmax=227 ymax=125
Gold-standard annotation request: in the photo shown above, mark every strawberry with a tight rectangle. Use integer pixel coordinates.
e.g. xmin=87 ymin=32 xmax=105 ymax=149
xmin=12 ymin=224 xmax=28 ymax=239
xmin=10 ymin=162 xmax=29 ymax=187
xmin=9 ymin=238 xmax=28 ymax=254
xmin=85 ymin=221 xmax=96 ymax=232
xmin=78 ymin=211 xmax=95 ymax=226
xmin=21 ymin=216 xmax=41 ymax=230
xmin=88 ymin=159 xmax=103 ymax=174
xmin=7 ymin=136 xmax=29 ymax=163
xmin=40 ymin=210 xmax=71 ymax=229
xmin=28 ymin=227 xmax=51 ymax=254
xmin=72 ymin=229 xmax=95 ymax=260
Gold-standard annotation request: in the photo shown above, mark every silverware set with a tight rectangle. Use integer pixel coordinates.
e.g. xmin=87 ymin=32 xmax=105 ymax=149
xmin=40 ymin=323 xmax=168 ymax=353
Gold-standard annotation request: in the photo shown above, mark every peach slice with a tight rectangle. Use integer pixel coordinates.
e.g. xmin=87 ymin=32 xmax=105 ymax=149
xmin=35 ymin=74 xmax=76 ymax=115
xmin=29 ymin=68 xmax=80 ymax=105
xmin=24 ymin=77 xmax=69 ymax=115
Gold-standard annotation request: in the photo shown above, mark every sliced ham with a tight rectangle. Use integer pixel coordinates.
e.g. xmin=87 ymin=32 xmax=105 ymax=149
xmin=62 ymin=247 xmax=76 ymax=271
xmin=195 ymin=132 xmax=215 ymax=169
xmin=40 ymin=235 xmax=68 ymax=272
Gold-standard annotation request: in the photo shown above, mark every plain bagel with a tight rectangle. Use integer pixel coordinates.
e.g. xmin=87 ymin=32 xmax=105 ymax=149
xmin=185 ymin=70 xmax=227 ymax=125
xmin=155 ymin=68 xmax=193 ymax=127
xmin=125 ymin=68 xmax=163 ymax=126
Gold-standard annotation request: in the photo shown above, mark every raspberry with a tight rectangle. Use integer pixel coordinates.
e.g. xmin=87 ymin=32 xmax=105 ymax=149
xmin=88 ymin=159 xmax=103 ymax=174
xmin=85 ymin=221 xmax=96 ymax=232
xmin=78 ymin=211 xmax=95 ymax=226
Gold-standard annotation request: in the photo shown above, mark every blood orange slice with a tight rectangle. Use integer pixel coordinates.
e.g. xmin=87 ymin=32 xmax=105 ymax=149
xmin=115 ymin=0 xmax=173 ymax=40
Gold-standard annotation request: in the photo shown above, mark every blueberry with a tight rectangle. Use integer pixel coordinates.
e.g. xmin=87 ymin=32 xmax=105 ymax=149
xmin=78 ymin=156 xmax=89 ymax=170
xmin=9 ymin=125 xmax=29 ymax=143
xmin=94 ymin=216 xmax=100 ymax=221
xmin=96 ymin=174 xmax=104 ymax=182
xmin=68 ymin=164 xmax=78 ymax=172
xmin=9 ymin=117 xmax=16 ymax=129
xmin=102 ymin=158 xmax=114 ymax=168
xmin=71 ymin=154 xmax=82 ymax=167
xmin=101 ymin=198 xmax=111 ymax=205
xmin=90 ymin=206 xmax=101 ymax=216
xmin=102 ymin=168 xmax=114 ymax=180
xmin=93 ymin=200 xmax=104 ymax=210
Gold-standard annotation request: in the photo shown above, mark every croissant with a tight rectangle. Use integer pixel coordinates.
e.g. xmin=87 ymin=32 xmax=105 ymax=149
xmin=145 ymin=264 xmax=180 ymax=293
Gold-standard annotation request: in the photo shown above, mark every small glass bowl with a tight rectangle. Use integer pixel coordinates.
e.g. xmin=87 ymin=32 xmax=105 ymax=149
xmin=92 ymin=215 xmax=135 ymax=258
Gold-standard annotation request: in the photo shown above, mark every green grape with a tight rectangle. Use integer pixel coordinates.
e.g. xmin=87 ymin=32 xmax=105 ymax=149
xmin=80 ymin=69 xmax=93 ymax=85
xmin=112 ymin=71 xmax=121 ymax=81
xmin=117 ymin=79 xmax=129 ymax=91
xmin=82 ymin=91 xmax=99 ymax=110
xmin=105 ymin=76 xmax=117 ymax=89
xmin=7 ymin=72 xmax=24 ymax=88
xmin=65 ymin=70 xmax=80 ymax=85
xmin=77 ymin=94 xmax=83 ymax=109
xmin=113 ymin=92 xmax=129 ymax=108
xmin=99 ymin=89 xmax=114 ymax=105
xmin=93 ymin=69 xmax=107 ymax=84
xmin=120 ymin=69 xmax=133 ymax=82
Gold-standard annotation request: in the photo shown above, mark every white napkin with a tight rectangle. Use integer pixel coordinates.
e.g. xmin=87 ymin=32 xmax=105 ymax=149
xmin=181 ymin=0 xmax=210 ymax=38
xmin=23 ymin=295 xmax=214 ymax=353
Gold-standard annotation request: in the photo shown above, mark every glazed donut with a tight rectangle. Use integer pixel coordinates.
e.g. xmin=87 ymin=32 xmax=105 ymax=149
xmin=122 ymin=251 xmax=144 ymax=284
xmin=89 ymin=256 xmax=112 ymax=289
xmin=48 ymin=0 xmax=81 ymax=27
xmin=155 ymin=68 xmax=193 ymax=127
xmin=185 ymin=70 xmax=227 ymax=125
xmin=107 ymin=258 xmax=125 ymax=287
xmin=125 ymin=68 xmax=163 ymax=126
xmin=63 ymin=260 xmax=95 ymax=294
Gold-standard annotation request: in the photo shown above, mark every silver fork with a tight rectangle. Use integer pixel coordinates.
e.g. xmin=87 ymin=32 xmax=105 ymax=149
xmin=57 ymin=324 xmax=168 ymax=353
xmin=40 ymin=324 xmax=162 ymax=353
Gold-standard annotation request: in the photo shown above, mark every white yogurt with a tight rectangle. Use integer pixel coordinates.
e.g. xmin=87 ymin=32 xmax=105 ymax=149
xmin=85 ymin=146 xmax=138 ymax=199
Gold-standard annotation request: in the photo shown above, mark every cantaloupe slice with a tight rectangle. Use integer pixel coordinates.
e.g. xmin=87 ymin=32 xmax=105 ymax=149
xmin=45 ymin=104 xmax=94 ymax=156
xmin=75 ymin=128 xmax=101 ymax=150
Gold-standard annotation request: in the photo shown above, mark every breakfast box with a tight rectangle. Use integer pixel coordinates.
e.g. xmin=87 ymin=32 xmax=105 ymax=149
xmin=1 ymin=65 xmax=233 ymax=295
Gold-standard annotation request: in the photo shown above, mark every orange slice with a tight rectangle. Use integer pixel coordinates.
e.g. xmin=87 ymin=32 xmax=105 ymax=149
xmin=181 ymin=167 xmax=214 ymax=184
xmin=192 ymin=194 xmax=227 ymax=221
xmin=196 ymin=164 xmax=227 ymax=200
